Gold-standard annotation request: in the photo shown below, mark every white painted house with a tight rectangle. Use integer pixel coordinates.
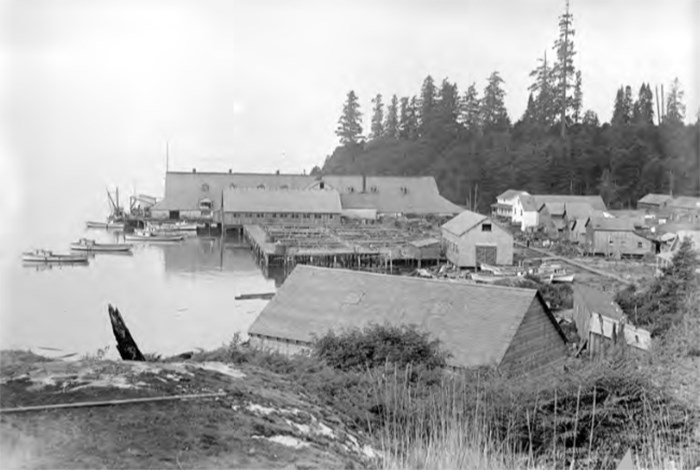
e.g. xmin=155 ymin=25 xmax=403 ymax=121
xmin=491 ymin=190 xmax=529 ymax=221
xmin=512 ymin=195 xmax=540 ymax=231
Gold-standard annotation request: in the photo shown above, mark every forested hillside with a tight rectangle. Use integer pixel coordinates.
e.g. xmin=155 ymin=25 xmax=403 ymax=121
xmin=319 ymin=5 xmax=700 ymax=213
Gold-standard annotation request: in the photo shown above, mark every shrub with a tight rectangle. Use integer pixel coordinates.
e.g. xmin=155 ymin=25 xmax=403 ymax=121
xmin=312 ymin=323 xmax=450 ymax=371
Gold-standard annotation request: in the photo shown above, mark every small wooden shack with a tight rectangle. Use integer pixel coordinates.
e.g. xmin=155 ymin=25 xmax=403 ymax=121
xmin=573 ymin=285 xmax=650 ymax=358
xmin=637 ymin=193 xmax=673 ymax=212
xmin=585 ymin=217 xmax=653 ymax=258
xmin=441 ymin=211 xmax=513 ymax=268
xmin=248 ymin=265 xmax=568 ymax=376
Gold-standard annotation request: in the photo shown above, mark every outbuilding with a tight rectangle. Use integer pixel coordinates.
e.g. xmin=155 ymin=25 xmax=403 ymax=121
xmin=441 ymin=211 xmax=513 ymax=268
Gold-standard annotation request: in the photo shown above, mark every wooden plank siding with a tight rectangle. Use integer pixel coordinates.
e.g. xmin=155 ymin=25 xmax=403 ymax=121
xmin=499 ymin=298 xmax=568 ymax=374
xmin=586 ymin=229 xmax=653 ymax=257
xmin=223 ymin=212 xmax=340 ymax=227
xmin=442 ymin=221 xmax=513 ymax=268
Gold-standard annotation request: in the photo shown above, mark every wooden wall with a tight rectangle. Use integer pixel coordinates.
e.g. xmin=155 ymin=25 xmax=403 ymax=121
xmin=223 ymin=212 xmax=340 ymax=226
xmin=499 ymin=298 xmax=568 ymax=375
xmin=442 ymin=220 xmax=513 ymax=267
xmin=586 ymin=229 xmax=653 ymax=257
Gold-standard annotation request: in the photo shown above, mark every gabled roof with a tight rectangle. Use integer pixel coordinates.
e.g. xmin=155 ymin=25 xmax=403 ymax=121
xmin=667 ymin=196 xmax=700 ymax=210
xmin=519 ymin=195 xmax=538 ymax=212
xmin=249 ymin=265 xmax=564 ymax=369
xmin=540 ymin=202 xmax=566 ymax=216
xmin=638 ymin=193 xmax=673 ymax=205
xmin=533 ymin=195 xmax=607 ymax=212
xmin=441 ymin=210 xmax=489 ymax=236
xmin=565 ymin=203 xmax=602 ymax=220
xmin=573 ymin=285 xmax=625 ymax=320
xmin=340 ymin=192 xmax=462 ymax=215
xmin=223 ymin=188 xmax=342 ymax=214
xmin=586 ymin=217 xmax=636 ymax=232
xmin=497 ymin=189 xmax=528 ymax=201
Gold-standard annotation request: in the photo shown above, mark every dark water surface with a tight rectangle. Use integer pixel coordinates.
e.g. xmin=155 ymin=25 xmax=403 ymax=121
xmin=3 ymin=230 xmax=280 ymax=359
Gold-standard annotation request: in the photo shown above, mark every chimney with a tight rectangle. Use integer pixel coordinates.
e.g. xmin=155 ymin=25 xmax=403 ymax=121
xmin=362 ymin=174 xmax=367 ymax=193
xmin=228 ymin=169 xmax=232 ymax=174
xmin=276 ymin=169 xmax=280 ymax=175
xmin=192 ymin=168 xmax=196 ymax=173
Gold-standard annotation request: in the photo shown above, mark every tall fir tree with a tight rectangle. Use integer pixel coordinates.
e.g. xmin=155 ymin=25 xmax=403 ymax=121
xmin=623 ymin=86 xmax=634 ymax=123
xmin=522 ymin=93 xmax=537 ymax=123
xmin=582 ymin=109 xmax=599 ymax=127
xmin=435 ymin=78 xmax=460 ymax=141
xmin=418 ymin=75 xmax=437 ymax=137
xmin=572 ymin=70 xmax=583 ymax=124
xmin=384 ymin=94 xmax=399 ymax=138
xmin=480 ymin=71 xmax=510 ymax=131
xmin=632 ymin=83 xmax=655 ymax=126
xmin=335 ymin=90 xmax=363 ymax=145
xmin=460 ymin=83 xmax=482 ymax=133
xmin=528 ymin=50 xmax=556 ymax=127
xmin=408 ymin=96 xmax=420 ymax=140
xmin=664 ymin=78 xmax=686 ymax=125
xmin=611 ymin=86 xmax=632 ymax=125
xmin=370 ymin=94 xmax=385 ymax=139
xmin=398 ymin=97 xmax=410 ymax=139
xmin=552 ymin=0 xmax=577 ymax=136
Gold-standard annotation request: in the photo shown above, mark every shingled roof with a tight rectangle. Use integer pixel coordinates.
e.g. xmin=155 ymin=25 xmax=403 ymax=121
xmin=223 ymin=188 xmax=342 ymax=214
xmin=533 ymin=195 xmax=607 ymax=212
xmin=248 ymin=266 xmax=564 ymax=369
xmin=497 ymin=189 xmax=529 ymax=200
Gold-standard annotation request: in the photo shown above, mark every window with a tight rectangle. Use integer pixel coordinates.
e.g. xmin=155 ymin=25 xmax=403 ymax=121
xmin=482 ymin=223 xmax=492 ymax=232
xmin=257 ymin=213 xmax=263 ymax=218
xmin=303 ymin=214 xmax=310 ymax=219
xmin=314 ymin=214 xmax=321 ymax=219
xmin=637 ymin=242 xmax=643 ymax=248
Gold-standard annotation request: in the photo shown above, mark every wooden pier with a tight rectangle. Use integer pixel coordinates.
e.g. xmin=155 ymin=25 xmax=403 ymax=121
xmin=241 ymin=224 xmax=444 ymax=274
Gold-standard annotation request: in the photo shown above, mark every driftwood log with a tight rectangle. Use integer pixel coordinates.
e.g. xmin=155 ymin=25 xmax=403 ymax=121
xmin=108 ymin=304 xmax=145 ymax=361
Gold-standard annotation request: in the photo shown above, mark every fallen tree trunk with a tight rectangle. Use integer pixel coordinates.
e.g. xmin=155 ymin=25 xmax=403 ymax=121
xmin=108 ymin=304 xmax=145 ymax=361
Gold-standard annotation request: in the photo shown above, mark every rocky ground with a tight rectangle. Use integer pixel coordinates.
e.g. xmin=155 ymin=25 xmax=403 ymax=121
xmin=0 ymin=351 xmax=378 ymax=470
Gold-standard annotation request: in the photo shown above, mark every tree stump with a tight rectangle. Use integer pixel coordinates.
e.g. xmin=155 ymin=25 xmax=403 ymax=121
xmin=108 ymin=304 xmax=145 ymax=361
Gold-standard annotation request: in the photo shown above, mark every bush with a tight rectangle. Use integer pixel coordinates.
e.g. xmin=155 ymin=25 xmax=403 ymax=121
xmin=312 ymin=323 xmax=450 ymax=371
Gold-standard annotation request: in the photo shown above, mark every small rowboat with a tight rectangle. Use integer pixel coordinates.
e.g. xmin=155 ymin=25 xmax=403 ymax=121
xmin=549 ymin=273 xmax=575 ymax=283
xmin=22 ymin=249 xmax=89 ymax=263
xmin=70 ymin=238 xmax=133 ymax=253
xmin=86 ymin=221 xmax=125 ymax=230
xmin=124 ymin=231 xmax=184 ymax=242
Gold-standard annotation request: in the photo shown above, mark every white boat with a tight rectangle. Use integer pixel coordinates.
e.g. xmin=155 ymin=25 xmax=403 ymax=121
xmin=470 ymin=272 xmax=501 ymax=284
xmin=124 ymin=231 xmax=184 ymax=242
xmin=480 ymin=263 xmax=525 ymax=277
xmin=70 ymin=238 xmax=133 ymax=253
xmin=86 ymin=220 xmax=125 ymax=230
xmin=22 ymin=249 xmax=89 ymax=263
xmin=549 ymin=273 xmax=576 ymax=283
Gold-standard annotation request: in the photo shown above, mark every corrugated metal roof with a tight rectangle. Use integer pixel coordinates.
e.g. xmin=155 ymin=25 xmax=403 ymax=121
xmin=223 ymin=188 xmax=342 ymax=214
xmin=441 ymin=210 xmax=488 ymax=236
xmin=249 ymin=265 xmax=558 ymax=369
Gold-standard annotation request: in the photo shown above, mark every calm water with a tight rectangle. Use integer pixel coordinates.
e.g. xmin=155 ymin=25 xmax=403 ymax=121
xmin=3 ymin=229 xmax=283 ymax=359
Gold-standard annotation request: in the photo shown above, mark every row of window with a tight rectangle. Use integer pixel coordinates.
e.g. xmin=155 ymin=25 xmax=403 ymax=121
xmin=232 ymin=212 xmax=335 ymax=220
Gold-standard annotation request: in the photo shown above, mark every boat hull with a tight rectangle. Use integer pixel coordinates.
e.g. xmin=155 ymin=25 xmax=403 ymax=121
xmin=70 ymin=243 xmax=132 ymax=252
xmin=22 ymin=254 xmax=89 ymax=263
xmin=124 ymin=234 xmax=184 ymax=242
xmin=86 ymin=221 xmax=125 ymax=230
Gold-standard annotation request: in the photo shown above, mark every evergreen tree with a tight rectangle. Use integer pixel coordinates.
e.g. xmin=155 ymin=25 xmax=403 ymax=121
xmin=632 ymin=83 xmax=655 ymax=126
xmin=528 ymin=51 xmax=556 ymax=126
xmin=480 ymin=71 xmax=510 ymax=131
xmin=582 ymin=109 xmax=599 ymax=127
xmin=384 ymin=94 xmax=399 ymax=138
xmin=551 ymin=0 xmax=577 ymax=136
xmin=408 ymin=96 xmax=420 ymax=140
xmin=522 ymin=93 xmax=537 ymax=123
xmin=418 ymin=75 xmax=437 ymax=137
xmin=611 ymin=86 xmax=632 ymax=126
xmin=435 ymin=78 xmax=460 ymax=141
xmin=460 ymin=83 xmax=482 ymax=133
xmin=572 ymin=70 xmax=583 ymax=124
xmin=664 ymin=78 xmax=686 ymax=125
xmin=398 ymin=97 xmax=410 ymax=139
xmin=370 ymin=94 xmax=385 ymax=139
xmin=335 ymin=90 xmax=363 ymax=145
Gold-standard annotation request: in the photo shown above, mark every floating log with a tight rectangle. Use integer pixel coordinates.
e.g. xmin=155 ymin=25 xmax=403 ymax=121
xmin=235 ymin=292 xmax=275 ymax=300
xmin=108 ymin=304 xmax=145 ymax=361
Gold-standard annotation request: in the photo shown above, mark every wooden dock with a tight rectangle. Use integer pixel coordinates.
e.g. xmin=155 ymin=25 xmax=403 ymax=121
xmin=242 ymin=224 xmax=443 ymax=273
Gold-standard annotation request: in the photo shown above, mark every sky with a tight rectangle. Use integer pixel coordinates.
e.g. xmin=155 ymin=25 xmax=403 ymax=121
xmin=0 ymin=0 xmax=697 ymax=236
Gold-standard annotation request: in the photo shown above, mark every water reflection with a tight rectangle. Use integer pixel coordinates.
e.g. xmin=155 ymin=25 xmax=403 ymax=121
xmin=5 ymin=231 xmax=280 ymax=358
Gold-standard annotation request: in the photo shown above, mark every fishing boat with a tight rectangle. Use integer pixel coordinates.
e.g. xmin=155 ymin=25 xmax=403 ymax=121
xmin=22 ymin=249 xmax=89 ymax=263
xmin=70 ymin=238 xmax=133 ymax=253
xmin=160 ymin=221 xmax=198 ymax=232
xmin=85 ymin=220 xmax=125 ymax=230
xmin=124 ymin=230 xmax=184 ymax=242
xmin=470 ymin=272 xmax=502 ymax=284
xmin=549 ymin=273 xmax=576 ymax=283
xmin=479 ymin=263 xmax=525 ymax=277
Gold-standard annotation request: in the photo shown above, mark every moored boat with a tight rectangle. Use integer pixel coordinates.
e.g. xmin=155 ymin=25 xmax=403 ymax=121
xmin=70 ymin=238 xmax=133 ymax=253
xmin=549 ymin=273 xmax=576 ymax=283
xmin=86 ymin=220 xmax=125 ymax=230
xmin=124 ymin=231 xmax=184 ymax=242
xmin=22 ymin=249 xmax=89 ymax=263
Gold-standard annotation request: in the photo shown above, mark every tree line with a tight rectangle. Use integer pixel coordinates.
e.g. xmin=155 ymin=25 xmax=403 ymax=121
xmin=322 ymin=3 xmax=699 ymax=212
